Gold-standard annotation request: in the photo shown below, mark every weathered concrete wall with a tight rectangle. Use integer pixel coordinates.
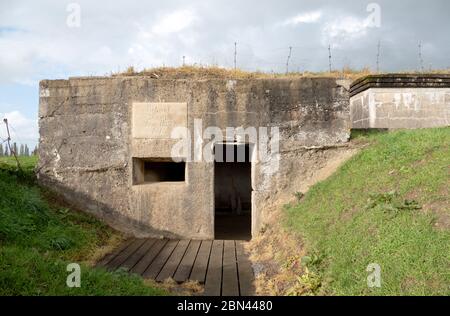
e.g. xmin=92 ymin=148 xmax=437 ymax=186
xmin=350 ymin=75 xmax=450 ymax=129
xmin=38 ymin=76 xmax=351 ymax=239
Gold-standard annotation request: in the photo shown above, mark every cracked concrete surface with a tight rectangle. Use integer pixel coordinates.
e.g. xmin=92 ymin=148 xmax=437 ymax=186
xmin=38 ymin=77 xmax=351 ymax=239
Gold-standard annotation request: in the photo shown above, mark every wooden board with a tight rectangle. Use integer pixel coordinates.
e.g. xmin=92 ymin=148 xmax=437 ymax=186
xmin=95 ymin=239 xmax=134 ymax=267
xmin=173 ymin=240 xmax=202 ymax=283
xmin=120 ymin=239 xmax=157 ymax=271
xmin=221 ymin=240 xmax=239 ymax=296
xmin=143 ymin=240 xmax=179 ymax=279
xmin=156 ymin=240 xmax=190 ymax=282
xmin=189 ymin=240 xmax=213 ymax=283
xmin=97 ymin=238 xmax=255 ymax=296
xmin=203 ymin=240 xmax=224 ymax=296
xmin=130 ymin=239 xmax=168 ymax=275
xmin=236 ymin=241 xmax=255 ymax=296
xmin=106 ymin=239 xmax=146 ymax=270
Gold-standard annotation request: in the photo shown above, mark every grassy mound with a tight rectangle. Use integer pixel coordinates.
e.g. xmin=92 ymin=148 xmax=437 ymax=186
xmin=116 ymin=66 xmax=449 ymax=81
xmin=0 ymin=156 xmax=166 ymax=295
xmin=115 ymin=65 xmax=372 ymax=80
xmin=285 ymin=128 xmax=450 ymax=295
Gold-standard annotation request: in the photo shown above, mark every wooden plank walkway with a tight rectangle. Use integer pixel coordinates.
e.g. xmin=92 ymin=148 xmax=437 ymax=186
xmin=97 ymin=238 xmax=255 ymax=296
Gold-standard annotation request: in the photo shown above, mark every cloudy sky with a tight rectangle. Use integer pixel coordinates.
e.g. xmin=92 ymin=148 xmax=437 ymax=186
xmin=1 ymin=0 xmax=449 ymax=149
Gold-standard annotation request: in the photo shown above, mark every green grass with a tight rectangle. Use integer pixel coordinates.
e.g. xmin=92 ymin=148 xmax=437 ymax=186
xmin=0 ymin=156 xmax=167 ymax=295
xmin=284 ymin=128 xmax=450 ymax=296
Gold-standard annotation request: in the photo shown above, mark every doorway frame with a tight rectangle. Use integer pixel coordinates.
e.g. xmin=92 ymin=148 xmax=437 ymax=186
xmin=212 ymin=141 xmax=256 ymax=240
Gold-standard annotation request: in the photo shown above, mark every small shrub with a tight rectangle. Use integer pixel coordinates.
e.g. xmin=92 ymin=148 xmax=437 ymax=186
xmin=294 ymin=192 xmax=304 ymax=202
xmin=365 ymin=191 xmax=421 ymax=215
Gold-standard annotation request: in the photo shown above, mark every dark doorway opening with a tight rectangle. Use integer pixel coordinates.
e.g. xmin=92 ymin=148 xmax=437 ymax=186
xmin=132 ymin=158 xmax=185 ymax=184
xmin=214 ymin=143 xmax=252 ymax=240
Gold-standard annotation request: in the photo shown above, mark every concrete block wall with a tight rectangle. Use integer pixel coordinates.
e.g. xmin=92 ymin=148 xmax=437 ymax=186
xmin=350 ymin=74 xmax=450 ymax=129
xmin=38 ymin=76 xmax=351 ymax=239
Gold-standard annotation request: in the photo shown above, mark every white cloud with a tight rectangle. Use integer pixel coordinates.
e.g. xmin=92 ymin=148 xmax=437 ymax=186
xmin=321 ymin=16 xmax=372 ymax=47
xmin=151 ymin=9 xmax=197 ymax=35
xmin=122 ymin=9 xmax=201 ymax=69
xmin=0 ymin=1 xmax=449 ymax=82
xmin=282 ymin=11 xmax=322 ymax=25
xmin=0 ymin=111 xmax=38 ymax=148
xmin=0 ymin=3 xmax=203 ymax=82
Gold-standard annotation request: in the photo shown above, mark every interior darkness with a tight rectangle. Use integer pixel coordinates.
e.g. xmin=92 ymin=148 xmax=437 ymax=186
xmin=214 ymin=143 xmax=252 ymax=240
xmin=143 ymin=161 xmax=185 ymax=182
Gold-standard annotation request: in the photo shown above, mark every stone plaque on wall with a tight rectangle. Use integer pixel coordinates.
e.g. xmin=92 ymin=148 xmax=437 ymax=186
xmin=132 ymin=102 xmax=187 ymax=139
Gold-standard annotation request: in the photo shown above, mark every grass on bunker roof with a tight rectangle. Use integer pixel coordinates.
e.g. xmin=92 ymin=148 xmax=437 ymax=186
xmin=115 ymin=65 xmax=373 ymax=80
xmin=284 ymin=127 xmax=450 ymax=295
xmin=114 ymin=65 xmax=450 ymax=81
xmin=0 ymin=156 xmax=167 ymax=295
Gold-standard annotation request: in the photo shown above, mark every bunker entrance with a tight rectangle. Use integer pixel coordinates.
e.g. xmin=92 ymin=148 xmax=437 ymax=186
xmin=214 ymin=143 xmax=252 ymax=240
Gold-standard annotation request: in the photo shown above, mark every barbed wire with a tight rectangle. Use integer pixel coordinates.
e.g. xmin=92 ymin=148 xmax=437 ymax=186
xmin=167 ymin=39 xmax=450 ymax=74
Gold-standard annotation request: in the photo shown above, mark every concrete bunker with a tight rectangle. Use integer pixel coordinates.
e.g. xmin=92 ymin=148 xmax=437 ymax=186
xmin=350 ymin=74 xmax=450 ymax=129
xmin=37 ymin=76 xmax=352 ymax=240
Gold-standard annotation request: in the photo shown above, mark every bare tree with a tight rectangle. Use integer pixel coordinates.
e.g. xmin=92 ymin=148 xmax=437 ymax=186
xmin=12 ymin=143 xmax=18 ymax=156
xmin=3 ymin=118 xmax=22 ymax=170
